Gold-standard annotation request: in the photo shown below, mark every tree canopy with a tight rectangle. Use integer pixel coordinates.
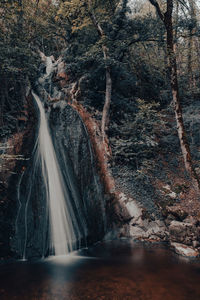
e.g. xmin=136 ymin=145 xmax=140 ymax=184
xmin=1 ymin=0 xmax=200 ymax=172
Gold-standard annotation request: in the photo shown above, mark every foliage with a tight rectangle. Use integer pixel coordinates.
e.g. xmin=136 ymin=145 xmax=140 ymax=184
xmin=110 ymin=99 xmax=164 ymax=168
xmin=0 ymin=0 xmax=64 ymax=137
xmin=1 ymin=0 xmax=200 ymax=169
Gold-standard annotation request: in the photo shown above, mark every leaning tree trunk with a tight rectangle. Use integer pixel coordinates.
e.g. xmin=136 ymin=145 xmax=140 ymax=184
xmin=149 ymin=0 xmax=200 ymax=189
xmin=187 ymin=30 xmax=193 ymax=89
xmin=188 ymin=0 xmax=197 ymax=89
xmin=169 ymin=47 xmax=199 ymax=188
xmin=165 ymin=0 xmax=200 ymax=189
xmin=101 ymin=46 xmax=112 ymax=141
xmin=88 ymin=7 xmax=112 ymax=141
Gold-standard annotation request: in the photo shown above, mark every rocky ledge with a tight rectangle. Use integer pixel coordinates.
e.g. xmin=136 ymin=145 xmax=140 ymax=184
xmin=168 ymin=213 xmax=200 ymax=257
xmin=118 ymin=191 xmax=200 ymax=258
xmin=171 ymin=242 xmax=199 ymax=257
xmin=118 ymin=192 xmax=169 ymax=242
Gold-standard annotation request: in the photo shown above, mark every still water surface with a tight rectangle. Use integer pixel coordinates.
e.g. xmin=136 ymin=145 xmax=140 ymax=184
xmin=0 ymin=240 xmax=200 ymax=300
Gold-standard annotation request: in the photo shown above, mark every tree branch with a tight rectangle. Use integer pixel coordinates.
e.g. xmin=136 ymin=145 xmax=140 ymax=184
xmin=148 ymin=0 xmax=165 ymax=22
xmin=117 ymin=37 xmax=163 ymax=61
xmin=177 ymin=0 xmax=189 ymax=10
xmin=87 ymin=0 xmax=104 ymax=36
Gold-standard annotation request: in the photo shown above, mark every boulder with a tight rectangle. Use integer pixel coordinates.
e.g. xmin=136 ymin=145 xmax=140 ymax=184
xmin=130 ymin=226 xmax=146 ymax=238
xmin=130 ymin=219 xmax=168 ymax=241
xmin=165 ymin=206 xmax=188 ymax=221
xmin=169 ymin=220 xmax=198 ymax=245
xmin=171 ymin=242 xmax=199 ymax=257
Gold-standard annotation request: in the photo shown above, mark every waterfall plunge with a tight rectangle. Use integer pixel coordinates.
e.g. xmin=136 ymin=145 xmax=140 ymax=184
xmin=32 ymin=91 xmax=80 ymax=256
xmin=15 ymin=53 xmax=106 ymax=259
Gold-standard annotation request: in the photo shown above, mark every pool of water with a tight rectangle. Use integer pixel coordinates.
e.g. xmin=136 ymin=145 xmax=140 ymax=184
xmin=0 ymin=240 xmax=200 ymax=300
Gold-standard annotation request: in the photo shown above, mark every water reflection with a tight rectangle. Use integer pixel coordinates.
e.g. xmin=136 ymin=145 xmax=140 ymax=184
xmin=0 ymin=240 xmax=200 ymax=300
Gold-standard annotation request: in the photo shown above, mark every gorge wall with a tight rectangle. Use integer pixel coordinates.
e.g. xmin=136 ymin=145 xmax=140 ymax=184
xmin=1 ymin=51 xmax=200 ymax=260
xmin=2 ymin=98 xmax=114 ymax=259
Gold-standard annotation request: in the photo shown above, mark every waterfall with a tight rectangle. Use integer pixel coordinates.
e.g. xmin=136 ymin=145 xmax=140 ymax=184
xmin=45 ymin=56 xmax=53 ymax=77
xmin=14 ymin=53 xmax=105 ymax=259
xmin=32 ymin=91 xmax=81 ymax=255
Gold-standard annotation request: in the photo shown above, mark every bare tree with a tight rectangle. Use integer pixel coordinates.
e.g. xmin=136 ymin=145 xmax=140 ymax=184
xmin=148 ymin=0 xmax=200 ymax=189
xmin=88 ymin=0 xmax=128 ymax=141
xmin=87 ymin=4 xmax=112 ymax=141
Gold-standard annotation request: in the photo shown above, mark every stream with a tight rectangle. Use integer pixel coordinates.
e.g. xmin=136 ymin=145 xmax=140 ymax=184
xmin=1 ymin=240 xmax=200 ymax=300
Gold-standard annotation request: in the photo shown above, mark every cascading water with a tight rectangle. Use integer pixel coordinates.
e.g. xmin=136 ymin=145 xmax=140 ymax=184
xmin=14 ymin=53 xmax=106 ymax=259
xmin=30 ymin=55 xmax=87 ymax=255
xmin=32 ymin=91 xmax=80 ymax=255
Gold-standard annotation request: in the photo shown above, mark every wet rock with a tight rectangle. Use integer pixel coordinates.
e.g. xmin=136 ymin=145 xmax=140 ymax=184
xmin=130 ymin=226 xmax=146 ymax=238
xmin=0 ymin=92 xmax=37 ymax=259
xmin=117 ymin=191 xmax=168 ymax=241
xmin=50 ymin=103 xmax=107 ymax=246
xmin=130 ymin=218 xmax=168 ymax=241
xmin=8 ymin=100 xmax=108 ymax=259
xmin=171 ymin=242 xmax=199 ymax=257
xmin=119 ymin=193 xmax=142 ymax=222
xmin=165 ymin=206 xmax=188 ymax=221
xmin=169 ymin=220 xmax=198 ymax=246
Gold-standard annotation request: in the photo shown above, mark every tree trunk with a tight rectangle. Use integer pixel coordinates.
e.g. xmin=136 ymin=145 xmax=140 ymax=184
xmin=188 ymin=0 xmax=197 ymax=89
xmin=88 ymin=7 xmax=112 ymax=140
xmin=187 ymin=30 xmax=193 ymax=88
xmin=149 ymin=0 xmax=200 ymax=189
xmin=0 ymin=91 xmax=5 ymax=127
xmin=101 ymin=46 xmax=112 ymax=140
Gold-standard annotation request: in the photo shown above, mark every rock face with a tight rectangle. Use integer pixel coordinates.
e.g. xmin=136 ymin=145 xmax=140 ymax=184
xmin=10 ymin=100 xmax=107 ymax=259
xmin=118 ymin=192 xmax=168 ymax=241
xmin=49 ymin=101 xmax=107 ymax=244
xmin=0 ymin=91 xmax=37 ymax=259
xmin=2 ymin=52 xmax=200 ymax=259
xmin=169 ymin=220 xmax=200 ymax=246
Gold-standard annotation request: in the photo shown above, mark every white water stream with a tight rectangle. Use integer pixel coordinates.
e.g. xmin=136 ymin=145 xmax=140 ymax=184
xmin=32 ymin=91 xmax=78 ymax=255
xmin=16 ymin=53 xmax=103 ymax=258
xmin=30 ymin=55 xmax=82 ymax=256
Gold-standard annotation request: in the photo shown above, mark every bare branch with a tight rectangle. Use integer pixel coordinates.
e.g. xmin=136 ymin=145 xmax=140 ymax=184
xmin=87 ymin=0 xmax=104 ymax=36
xmin=148 ymin=0 xmax=165 ymax=22
xmin=177 ymin=0 xmax=189 ymax=10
